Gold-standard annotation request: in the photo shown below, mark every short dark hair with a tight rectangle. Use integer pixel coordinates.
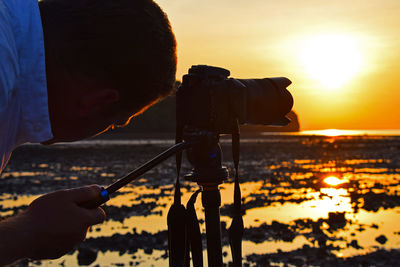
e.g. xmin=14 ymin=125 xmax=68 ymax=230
xmin=39 ymin=0 xmax=177 ymax=113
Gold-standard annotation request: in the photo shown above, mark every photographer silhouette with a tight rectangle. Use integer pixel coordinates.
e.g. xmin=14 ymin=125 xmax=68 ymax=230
xmin=0 ymin=0 xmax=176 ymax=264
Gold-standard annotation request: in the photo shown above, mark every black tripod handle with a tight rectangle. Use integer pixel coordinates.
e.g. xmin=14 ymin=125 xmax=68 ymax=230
xmin=80 ymin=141 xmax=191 ymax=209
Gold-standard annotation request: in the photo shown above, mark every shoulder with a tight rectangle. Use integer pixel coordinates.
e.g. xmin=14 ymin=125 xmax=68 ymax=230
xmin=0 ymin=0 xmax=19 ymax=114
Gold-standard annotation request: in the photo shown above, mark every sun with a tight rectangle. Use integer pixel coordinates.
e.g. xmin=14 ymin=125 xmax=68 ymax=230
xmin=299 ymin=34 xmax=363 ymax=90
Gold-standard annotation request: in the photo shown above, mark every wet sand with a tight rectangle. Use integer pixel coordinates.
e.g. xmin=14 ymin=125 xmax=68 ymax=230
xmin=2 ymin=135 xmax=400 ymax=266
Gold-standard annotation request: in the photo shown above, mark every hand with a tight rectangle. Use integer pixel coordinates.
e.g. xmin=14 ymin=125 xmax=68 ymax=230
xmin=20 ymin=185 xmax=106 ymax=260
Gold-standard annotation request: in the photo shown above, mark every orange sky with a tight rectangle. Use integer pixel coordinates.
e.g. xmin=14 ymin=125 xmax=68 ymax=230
xmin=157 ymin=0 xmax=400 ymax=130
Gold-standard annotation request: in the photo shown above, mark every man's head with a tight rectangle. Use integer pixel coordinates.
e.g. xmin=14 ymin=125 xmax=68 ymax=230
xmin=39 ymin=0 xmax=177 ymax=143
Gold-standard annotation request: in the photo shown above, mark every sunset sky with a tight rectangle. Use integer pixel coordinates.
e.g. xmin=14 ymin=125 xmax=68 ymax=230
xmin=157 ymin=0 xmax=400 ymax=130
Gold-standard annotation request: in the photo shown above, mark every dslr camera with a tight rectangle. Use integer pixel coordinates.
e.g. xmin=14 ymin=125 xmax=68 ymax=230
xmin=176 ymin=65 xmax=293 ymax=134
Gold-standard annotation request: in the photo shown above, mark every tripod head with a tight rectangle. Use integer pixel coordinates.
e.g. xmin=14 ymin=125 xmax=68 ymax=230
xmin=183 ymin=128 xmax=228 ymax=185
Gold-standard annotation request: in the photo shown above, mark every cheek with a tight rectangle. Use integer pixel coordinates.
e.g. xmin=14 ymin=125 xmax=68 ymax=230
xmin=77 ymin=119 xmax=113 ymax=139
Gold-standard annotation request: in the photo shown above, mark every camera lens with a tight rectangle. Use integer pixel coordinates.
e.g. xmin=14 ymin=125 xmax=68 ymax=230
xmin=235 ymin=78 xmax=293 ymax=126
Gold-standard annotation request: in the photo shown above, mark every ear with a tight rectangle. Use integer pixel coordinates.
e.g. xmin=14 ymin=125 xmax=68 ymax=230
xmin=78 ymin=89 xmax=120 ymax=118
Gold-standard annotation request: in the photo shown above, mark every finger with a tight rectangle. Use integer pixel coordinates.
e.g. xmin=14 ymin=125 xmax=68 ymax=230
xmin=83 ymin=207 xmax=106 ymax=226
xmin=66 ymin=185 xmax=102 ymax=204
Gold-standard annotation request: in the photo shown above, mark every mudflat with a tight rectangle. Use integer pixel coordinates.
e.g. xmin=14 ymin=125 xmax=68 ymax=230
xmin=2 ymin=135 xmax=400 ymax=266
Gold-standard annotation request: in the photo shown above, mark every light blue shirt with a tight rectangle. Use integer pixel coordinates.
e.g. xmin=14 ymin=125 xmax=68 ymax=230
xmin=0 ymin=0 xmax=53 ymax=173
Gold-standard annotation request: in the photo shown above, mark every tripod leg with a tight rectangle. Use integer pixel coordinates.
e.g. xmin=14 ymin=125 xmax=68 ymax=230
xmin=202 ymin=186 xmax=223 ymax=267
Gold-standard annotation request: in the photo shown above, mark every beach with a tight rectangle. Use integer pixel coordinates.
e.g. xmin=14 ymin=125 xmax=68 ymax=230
xmin=2 ymin=134 xmax=400 ymax=266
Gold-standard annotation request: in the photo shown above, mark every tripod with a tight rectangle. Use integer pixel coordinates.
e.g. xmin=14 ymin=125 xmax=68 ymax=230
xmin=82 ymin=128 xmax=241 ymax=267
xmin=182 ymin=129 xmax=229 ymax=266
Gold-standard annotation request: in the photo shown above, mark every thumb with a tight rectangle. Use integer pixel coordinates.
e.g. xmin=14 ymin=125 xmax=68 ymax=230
xmin=66 ymin=185 xmax=102 ymax=204
xmin=84 ymin=207 xmax=107 ymax=226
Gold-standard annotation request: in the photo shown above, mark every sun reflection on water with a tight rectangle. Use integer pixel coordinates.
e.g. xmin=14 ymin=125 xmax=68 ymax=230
xmin=324 ymin=176 xmax=348 ymax=186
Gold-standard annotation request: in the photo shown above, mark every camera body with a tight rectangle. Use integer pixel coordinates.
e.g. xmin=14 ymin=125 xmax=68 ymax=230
xmin=176 ymin=65 xmax=293 ymax=134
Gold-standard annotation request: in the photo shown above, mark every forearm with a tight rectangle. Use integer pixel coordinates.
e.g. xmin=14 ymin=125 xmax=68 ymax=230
xmin=0 ymin=213 xmax=32 ymax=266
